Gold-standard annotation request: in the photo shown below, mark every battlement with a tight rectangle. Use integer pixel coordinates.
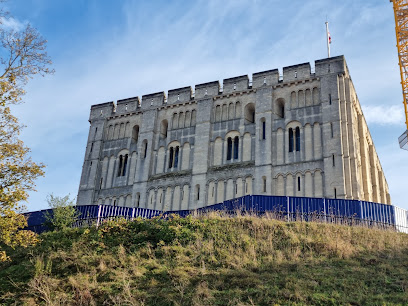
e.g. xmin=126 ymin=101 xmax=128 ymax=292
xmin=89 ymin=56 xmax=347 ymax=113
xmin=116 ymin=96 xmax=140 ymax=114
xmin=89 ymin=102 xmax=114 ymax=121
xmin=141 ymin=91 xmax=166 ymax=110
xmin=168 ymin=86 xmax=193 ymax=104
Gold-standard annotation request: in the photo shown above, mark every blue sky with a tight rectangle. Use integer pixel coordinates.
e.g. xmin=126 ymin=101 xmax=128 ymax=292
xmin=5 ymin=0 xmax=408 ymax=211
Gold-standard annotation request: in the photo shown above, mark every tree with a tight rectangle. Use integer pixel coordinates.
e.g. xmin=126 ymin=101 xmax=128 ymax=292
xmin=0 ymin=2 xmax=54 ymax=261
xmin=45 ymin=194 xmax=79 ymax=231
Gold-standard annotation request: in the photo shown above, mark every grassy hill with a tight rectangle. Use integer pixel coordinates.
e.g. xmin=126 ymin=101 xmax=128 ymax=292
xmin=1 ymin=213 xmax=408 ymax=305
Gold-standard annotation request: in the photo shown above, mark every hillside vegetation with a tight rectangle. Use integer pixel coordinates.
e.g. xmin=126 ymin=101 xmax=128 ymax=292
xmin=1 ymin=213 xmax=408 ymax=305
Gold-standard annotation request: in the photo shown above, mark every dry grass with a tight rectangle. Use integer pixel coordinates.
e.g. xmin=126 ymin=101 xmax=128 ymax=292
xmin=1 ymin=213 xmax=408 ymax=305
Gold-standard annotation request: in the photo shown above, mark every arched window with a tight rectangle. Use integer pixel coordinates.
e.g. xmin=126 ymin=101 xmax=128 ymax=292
xmin=174 ymin=146 xmax=179 ymax=168
xmin=168 ymin=147 xmax=174 ymax=168
xmin=160 ymin=120 xmax=168 ymax=138
xmin=276 ymin=98 xmax=285 ymax=118
xmin=289 ymin=128 xmax=294 ymax=152
xmin=227 ymin=137 xmax=232 ymax=160
xmin=168 ymin=143 xmax=180 ymax=169
xmin=132 ymin=125 xmax=139 ymax=143
xmin=117 ymin=155 xmax=123 ymax=176
xmin=295 ymin=127 xmax=300 ymax=151
xmin=117 ymin=154 xmax=128 ymax=177
xmin=234 ymin=136 xmax=239 ymax=159
xmin=244 ymin=103 xmax=255 ymax=124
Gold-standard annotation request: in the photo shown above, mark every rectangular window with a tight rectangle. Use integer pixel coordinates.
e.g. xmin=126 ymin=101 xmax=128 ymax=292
xmin=330 ymin=123 xmax=334 ymax=138
xmin=334 ymin=188 xmax=337 ymax=199
xmin=90 ymin=143 xmax=93 ymax=153
xmin=94 ymin=127 xmax=98 ymax=139
xmin=297 ymin=177 xmax=301 ymax=191
xmin=329 ymin=94 xmax=332 ymax=105
xmin=262 ymin=121 xmax=266 ymax=140
xmin=263 ymin=177 xmax=266 ymax=192
xmin=332 ymin=154 xmax=335 ymax=167
xmin=144 ymin=142 xmax=148 ymax=158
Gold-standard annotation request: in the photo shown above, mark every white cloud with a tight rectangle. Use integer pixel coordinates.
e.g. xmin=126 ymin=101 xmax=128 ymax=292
xmin=0 ymin=17 xmax=25 ymax=31
xmin=361 ymin=105 xmax=405 ymax=126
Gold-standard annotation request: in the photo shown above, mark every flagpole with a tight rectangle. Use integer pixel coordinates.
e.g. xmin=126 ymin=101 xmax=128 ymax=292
xmin=325 ymin=21 xmax=330 ymax=58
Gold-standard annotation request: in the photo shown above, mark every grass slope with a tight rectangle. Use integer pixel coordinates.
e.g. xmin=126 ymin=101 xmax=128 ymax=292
xmin=1 ymin=213 xmax=408 ymax=305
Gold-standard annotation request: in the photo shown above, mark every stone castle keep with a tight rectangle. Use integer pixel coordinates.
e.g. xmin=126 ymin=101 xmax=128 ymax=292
xmin=77 ymin=55 xmax=391 ymax=209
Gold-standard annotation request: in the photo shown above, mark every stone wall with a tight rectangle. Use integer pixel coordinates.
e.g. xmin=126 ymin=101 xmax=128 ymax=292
xmin=77 ymin=55 xmax=391 ymax=209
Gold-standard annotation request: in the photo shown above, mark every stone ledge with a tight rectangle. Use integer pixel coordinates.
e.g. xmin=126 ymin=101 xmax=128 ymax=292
xmin=209 ymin=161 xmax=255 ymax=172
xmin=148 ymin=169 xmax=192 ymax=181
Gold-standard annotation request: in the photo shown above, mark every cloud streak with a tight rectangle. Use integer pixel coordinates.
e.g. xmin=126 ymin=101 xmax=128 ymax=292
xmin=8 ymin=0 xmax=408 ymax=210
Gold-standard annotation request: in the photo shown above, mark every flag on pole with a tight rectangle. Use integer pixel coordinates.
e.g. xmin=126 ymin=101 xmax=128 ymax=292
xmin=325 ymin=21 xmax=331 ymax=58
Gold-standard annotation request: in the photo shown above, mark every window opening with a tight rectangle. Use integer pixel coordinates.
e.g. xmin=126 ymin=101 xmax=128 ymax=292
xmin=205 ymin=89 xmax=208 ymax=95
xmin=212 ymin=186 xmax=215 ymax=197
xmin=332 ymin=154 xmax=335 ymax=166
xmin=90 ymin=143 xmax=93 ymax=153
xmin=334 ymin=188 xmax=337 ymax=199
xmin=329 ymin=94 xmax=332 ymax=105
xmin=177 ymin=94 xmax=180 ymax=100
xmin=160 ymin=120 xmax=168 ymax=139
xmin=136 ymin=194 xmax=140 ymax=207
xmin=262 ymin=120 xmax=266 ymax=140
xmin=122 ymin=154 xmax=128 ymax=176
xmin=117 ymin=156 xmax=123 ymax=176
xmin=174 ymin=146 xmax=179 ymax=168
xmin=195 ymin=185 xmax=200 ymax=201
xmin=234 ymin=136 xmax=239 ymax=159
xmin=233 ymin=83 xmax=236 ymax=90
xmin=331 ymin=123 xmax=334 ymax=138
xmin=113 ymin=199 xmax=117 ymax=206
xmin=297 ymin=177 xmax=301 ymax=191
xmin=99 ymin=178 xmax=103 ymax=190
xmin=227 ymin=137 xmax=232 ymax=160
xmin=295 ymin=71 xmax=297 ymax=78
xmin=263 ymin=177 xmax=266 ymax=192
xmin=144 ymin=141 xmax=148 ymax=158
xmin=160 ymin=193 xmax=162 ymax=203
xmin=295 ymin=127 xmax=300 ymax=151
xmin=132 ymin=125 xmax=139 ymax=143
xmin=125 ymin=104 xmax=128 ymax=111
xmin=263 ymin=76 xmax=266 ymax=84
xmin=289 ymin=128 xmax=294 ymax=152
xmin=235 ymin=184 xmax=238 ymax=194
xmin=169 ymin=147 xmax=174 ymax=168
xmin=94 ymin=127 xmax=98 ymax=138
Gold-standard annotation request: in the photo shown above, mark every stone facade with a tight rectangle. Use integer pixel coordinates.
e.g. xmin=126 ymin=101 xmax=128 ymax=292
xmin=77 ymin=55 xmax=391 ymax=209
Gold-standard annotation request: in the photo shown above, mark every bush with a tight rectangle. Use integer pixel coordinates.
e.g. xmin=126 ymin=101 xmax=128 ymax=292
xmin=45 ymin=194 xmax=79 ymax=231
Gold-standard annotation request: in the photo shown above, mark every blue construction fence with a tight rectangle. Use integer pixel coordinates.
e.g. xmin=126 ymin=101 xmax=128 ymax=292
xmin=24 ymin=195 xmax=408 ymax=234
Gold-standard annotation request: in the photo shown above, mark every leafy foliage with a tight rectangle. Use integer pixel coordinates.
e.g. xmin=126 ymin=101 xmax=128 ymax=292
xmin=45 ymin=194 xmax=79 ymax=231
xmin=0 ymin=2 xmax=53 ymax=261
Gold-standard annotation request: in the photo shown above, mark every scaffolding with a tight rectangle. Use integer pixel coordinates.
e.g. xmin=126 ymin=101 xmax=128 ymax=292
xmin=391 ymin=0 xmax=408 ymax=150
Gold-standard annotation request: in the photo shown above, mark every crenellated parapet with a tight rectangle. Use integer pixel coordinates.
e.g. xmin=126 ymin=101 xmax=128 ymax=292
xmin=89 ymin=56 xmax=348 ymax=114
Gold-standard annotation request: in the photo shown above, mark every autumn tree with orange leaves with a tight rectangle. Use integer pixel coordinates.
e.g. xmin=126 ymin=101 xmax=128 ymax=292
xmin=0 ymin=2 xmax=54 ymax=261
